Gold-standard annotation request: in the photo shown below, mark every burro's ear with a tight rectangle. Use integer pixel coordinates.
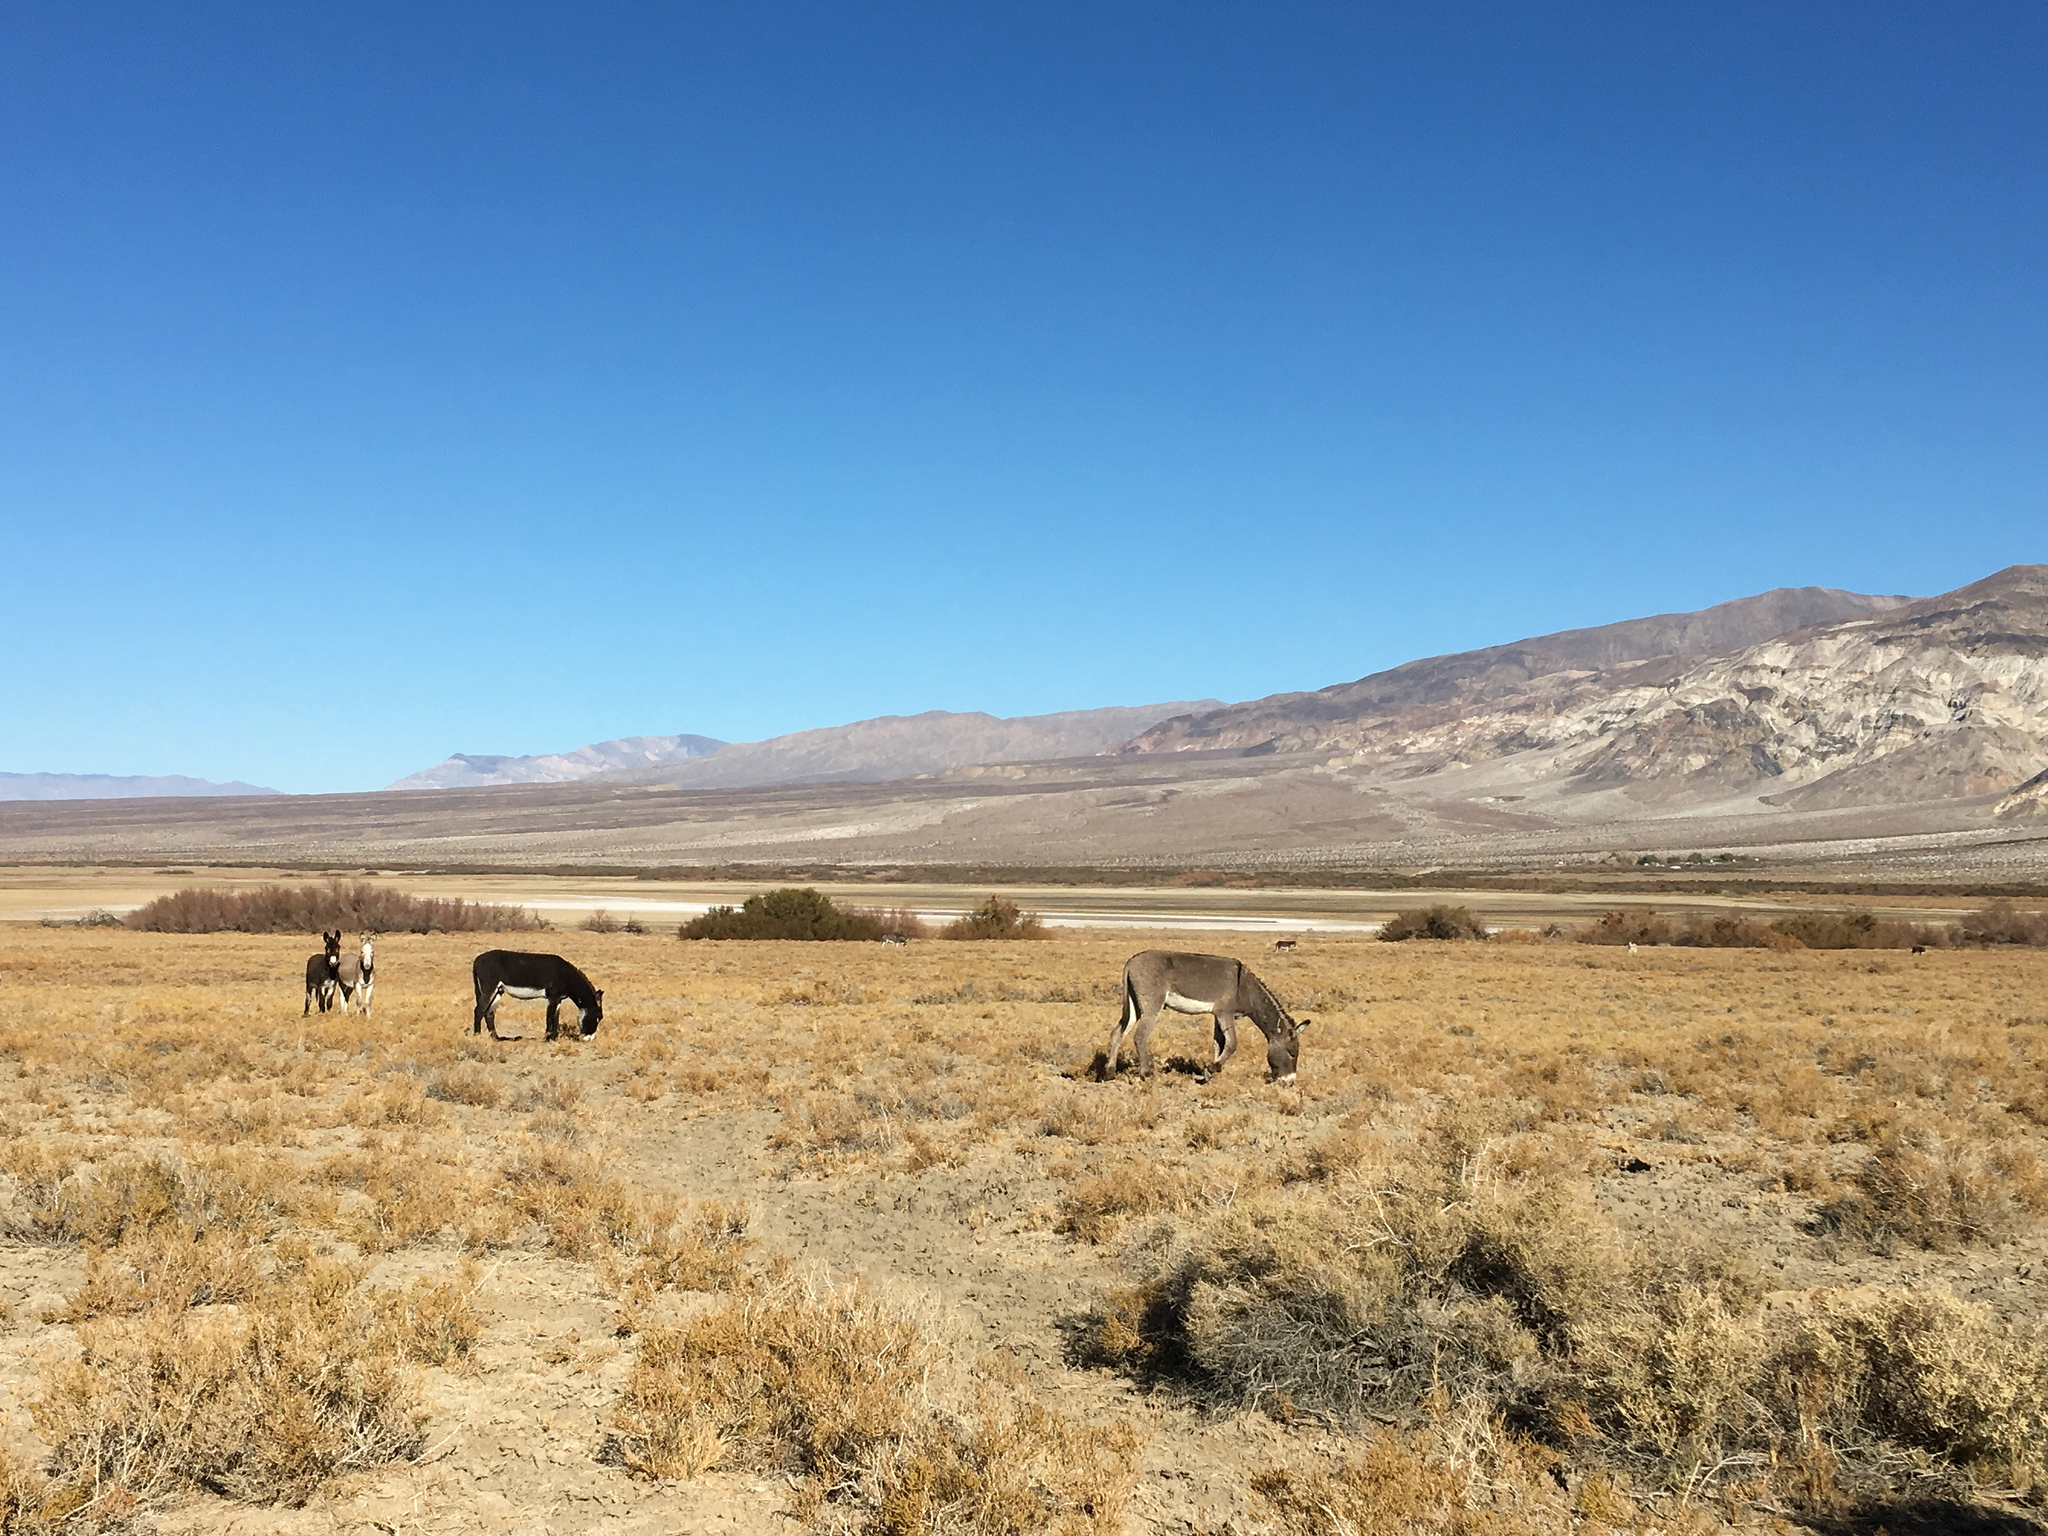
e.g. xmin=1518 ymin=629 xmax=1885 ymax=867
xmin=596 ymin=989 xmax=604 ymax=1001
xmin=1295 ymin=1018 xmax=1312 ymax=1033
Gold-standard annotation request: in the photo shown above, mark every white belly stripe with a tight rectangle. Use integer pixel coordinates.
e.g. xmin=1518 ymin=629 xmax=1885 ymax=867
xmin=501 ymin=985 xmax=548 ymax=1000
xmin=1163 ymin=991 xmax=1217 ymax=1015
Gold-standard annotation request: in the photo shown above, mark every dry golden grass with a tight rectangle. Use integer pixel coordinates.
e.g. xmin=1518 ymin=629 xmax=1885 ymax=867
xmin=1 ymin=924 xmax=2046 ymax=1532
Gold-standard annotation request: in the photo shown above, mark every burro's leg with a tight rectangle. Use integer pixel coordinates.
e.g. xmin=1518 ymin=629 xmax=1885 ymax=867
xmin=1102 ymin=985 xmax=1139 ymax=1079
xmin=1132 ymin=1003 xmax=1170 ymax=1078
xmin=472 ymin=978 xmax=487 ymax=1034
xmin=544 ymin=994 xmax=561 ymax=1041
xmin=1211 ymin=1011 xmax=1239 ymax=1074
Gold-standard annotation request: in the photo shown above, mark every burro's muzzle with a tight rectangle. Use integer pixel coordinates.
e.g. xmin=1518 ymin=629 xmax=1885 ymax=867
xmin=1267 ymin=1018 xmax=1310 ymax=1083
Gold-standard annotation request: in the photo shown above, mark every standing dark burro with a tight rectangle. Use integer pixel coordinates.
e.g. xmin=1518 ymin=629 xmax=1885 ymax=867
xmin=302 ymin=929 xmax=342 ymax=1015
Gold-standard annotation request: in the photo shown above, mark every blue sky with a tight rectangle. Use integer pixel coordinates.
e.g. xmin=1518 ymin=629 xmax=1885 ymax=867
xmin=4 ymin=3 xmax=2044 ymax=794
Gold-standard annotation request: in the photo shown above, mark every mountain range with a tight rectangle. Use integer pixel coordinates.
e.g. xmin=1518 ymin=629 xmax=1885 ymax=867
xmin=12 ymin=569 xmax=2048 ymax=860
xmin=1113 ymin=567 xmax=2048 ymax=819
xmin=383 ymin=703 xmax=1221 ymax=795
xmin=0 ymin=772 xmax=280 ymax=803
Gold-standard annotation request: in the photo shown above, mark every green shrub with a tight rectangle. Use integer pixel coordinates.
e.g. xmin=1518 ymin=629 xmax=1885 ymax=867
xmin=678 ymin=889 xmax=891 ymax=942
xmin=941 ymin=895 xmax=1048 ymax=940
xmin=1377 ymin=905 xmax=1489 ymax=942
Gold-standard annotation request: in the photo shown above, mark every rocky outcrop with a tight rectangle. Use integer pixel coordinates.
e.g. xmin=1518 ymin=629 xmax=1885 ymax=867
xmin=1995 ymin=766 xmax=2048 ymax=820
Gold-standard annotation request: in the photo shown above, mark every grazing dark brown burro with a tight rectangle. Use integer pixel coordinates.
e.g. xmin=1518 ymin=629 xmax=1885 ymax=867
xmin=302 ymin=930 xmax=342 ymax=1016
xmin=1102 ymin=949 xmax=1310 ymax=1082
xmin=472 ymin=950 xmax=603 ymax=1040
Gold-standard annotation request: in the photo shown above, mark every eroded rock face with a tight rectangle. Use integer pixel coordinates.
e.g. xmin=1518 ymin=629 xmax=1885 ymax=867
xmin=1118 ymin=566 xmax=2048 ymax=811
xmin=1569 ymin=566 xmax=2048 ymax=803
xmin=1997 ymin=767 xmax=2048 ymax=820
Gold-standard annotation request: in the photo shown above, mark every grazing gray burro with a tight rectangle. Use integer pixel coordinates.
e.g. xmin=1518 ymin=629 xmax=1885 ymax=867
xmin=1103 ymin=949 xmax=1311 ymax=1082
xmin=302 ymin=930 xmax=342 ymax=1016
xmin=471 ymin=950 xmax=604 ymax=1040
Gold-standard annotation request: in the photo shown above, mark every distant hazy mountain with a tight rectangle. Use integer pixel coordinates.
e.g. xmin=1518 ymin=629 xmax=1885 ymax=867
xmin=386 ymin=733 xmax=725 ymax=791
xmin=0 ymin=772 xmax=280 ymax=802
xmin=591 ymin=703 xmax=1225 ymax=792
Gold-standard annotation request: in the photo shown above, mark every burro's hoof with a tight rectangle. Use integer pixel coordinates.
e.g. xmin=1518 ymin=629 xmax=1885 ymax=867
xmin=1276 ymin=1072 xmax=1297 ymax=1085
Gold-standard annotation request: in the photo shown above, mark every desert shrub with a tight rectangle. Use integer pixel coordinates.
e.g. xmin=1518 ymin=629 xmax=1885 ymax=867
xmin=1378 ymin=906 xmax=1488 ymax=942
xmin=1958 ymin=900 xmax=2048 ymax=947
xmin=1058 ymin=1167 xmax=1199 ymax=1244
xmin=125 ymin=879 xmax=540 ymax=935
xmin=32 ymin=1253 xmax=427 ymax=1509
xmin=940 ymin=895 xmax=1048 ymax=940
xmin=841 ymin=905 xmax=930 ymax=940
xmin=603 ymin=1279 xmax=1138 ymax=1532
xmin=679 ymin=888 xmax=892 ymax=942
xmin=1675 ymin=914 xmax=1802 ymax=949
xmin=1080 ymin=1111 xmax=2048 ymax=1503
xmin=583 ymin=910 xmax=621 ymax=933
xmin=1571 ymin=910 xmax=1674 ymax=946
xmin=0 ymin=1148 xmax=300 ymax=1248
xmin=1816 ymin=1122 xmax=2048 ymax=1251
xmin=1770 ymin=909 xmax=1880 ymax=950
xmin=615 ymin=1200 xmax=755 ymax=1305
xmin=426 ymin=1064 xmax=503 ymax=1107
xmin=499 ymin=1140 xmax=642 ymax=1257
xmin=1249 ymin=1429 xmax=1615 ymax=1535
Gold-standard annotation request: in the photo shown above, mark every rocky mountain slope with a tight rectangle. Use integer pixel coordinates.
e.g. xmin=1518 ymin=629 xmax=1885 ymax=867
xmin=1120 ymin=566 xmax=2048 ymax=814
xmin=386 ymin=734 xmax=726 ymax=790
xmin=1117 ymin=585 xmax=1909 ymax=757
xmin=0 ymin=772 xmax=280 ymax=802
xmin=589 ymin=702 xmax=1222 ymax=792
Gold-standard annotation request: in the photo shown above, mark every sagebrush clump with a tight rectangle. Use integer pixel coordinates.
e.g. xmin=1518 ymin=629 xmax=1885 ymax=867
xmin=1084 ymin=1107 xmax=2048 ymax=1504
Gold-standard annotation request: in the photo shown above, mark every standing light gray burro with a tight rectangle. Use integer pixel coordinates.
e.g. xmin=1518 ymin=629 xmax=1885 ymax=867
xmin=1103 ymin=949 xmax=1311 ymax=1082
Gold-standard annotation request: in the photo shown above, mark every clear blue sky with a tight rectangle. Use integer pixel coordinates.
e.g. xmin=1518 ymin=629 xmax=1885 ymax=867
xmin=4 ymin=3 xmax=2044 ymax=794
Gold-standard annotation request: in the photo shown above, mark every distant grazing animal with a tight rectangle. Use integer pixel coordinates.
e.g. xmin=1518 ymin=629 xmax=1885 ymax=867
xmin=303 ymin=930 xmax=342 ymax=1015
xmin=1103 ymin=950 xmax=1310 ymax=1083
xmin=881 ymin=933 xmax=907 ymax=947
xmin=472 ymin=950 xmax=603 ymax=1040
xmin=1273 ymin=939 xmax=1297 ymax=952
xmin=1911 ymin=944 xmax=1928 ymax=955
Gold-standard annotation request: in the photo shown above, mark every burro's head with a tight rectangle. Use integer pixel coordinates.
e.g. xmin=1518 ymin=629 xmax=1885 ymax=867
xmin=581 ymin=989 xmax=604 ymax=1040
xmin=1267 ymin=1015 xmax=1311 ymax=1083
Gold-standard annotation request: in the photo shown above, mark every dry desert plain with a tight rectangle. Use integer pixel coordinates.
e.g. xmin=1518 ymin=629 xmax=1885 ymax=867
xmin=1 ymin=912 xmax=2047 ymax=1534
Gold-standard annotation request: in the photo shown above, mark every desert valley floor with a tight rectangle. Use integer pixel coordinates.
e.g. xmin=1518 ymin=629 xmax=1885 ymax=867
xmin=2 ymin=919 xmax=2047 ymax=1534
